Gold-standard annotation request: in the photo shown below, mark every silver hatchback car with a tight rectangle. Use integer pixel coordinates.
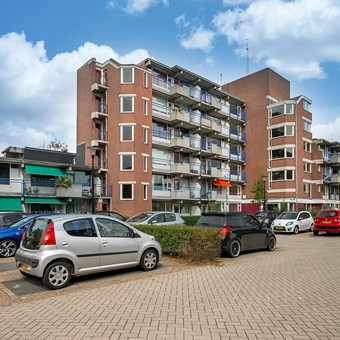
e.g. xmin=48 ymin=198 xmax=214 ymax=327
xmin=15 ymin=214 xmax=162 ymax=289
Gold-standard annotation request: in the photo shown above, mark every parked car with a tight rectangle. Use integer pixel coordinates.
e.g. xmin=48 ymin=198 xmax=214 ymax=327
xmin=0 ymin=213 xmax=58 ymax=258
xmin=95 ymin=211 xmax=125 ymax=221
xmin=127 ymin=212 xmax=185 ymax=226
xmin=195 ymin=212 xmax=276 ymax=258
xmin=271 ymin=211 xmax=314 ymax=234
xmin=15 ymin=214 xmax=162 ymax=289
xmin=313 ymin=209 xmax=340 ymax=236
xmin=255 ymin=211 xmax=280 ymax=228
xmin=0 ymin=212 xmax=30 ymax=228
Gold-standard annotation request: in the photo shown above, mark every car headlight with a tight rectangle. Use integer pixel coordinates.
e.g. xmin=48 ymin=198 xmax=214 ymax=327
xmin=286 ymin=221 xmax=293 ymax=226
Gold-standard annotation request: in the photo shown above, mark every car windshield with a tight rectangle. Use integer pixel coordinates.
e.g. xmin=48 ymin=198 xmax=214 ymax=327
xmin=6 ymin=216 xmax=32 ymax=228
xmin=196 ymin=215 xmax=227 ymax=227
xmin=279 ymin=212 xmax=298 ymax=220
xmin=318 ymin=211 xmax=338 ymax=217
xmin=127 ymin=213 xmax=154 ymax=223
xmin=256 ymin=212 xmax=268 ymax=217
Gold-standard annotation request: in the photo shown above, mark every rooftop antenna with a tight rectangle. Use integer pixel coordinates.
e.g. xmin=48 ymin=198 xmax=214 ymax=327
xmin=246 ymin=38 xmax=249 ymax=75
xmin=220 ymin=73 xmax=223 ymax=87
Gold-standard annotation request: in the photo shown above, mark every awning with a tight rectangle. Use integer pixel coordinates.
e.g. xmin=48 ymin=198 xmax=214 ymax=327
xmin=0 ymin=197 xmax=22 ymax=211
xmin=25 ymin=165 xmax=67 ymax=177
xmin=25 ymin=198 xmax=66 ymax=204
xmin=212 ymin=180 xmax=232 ymax=187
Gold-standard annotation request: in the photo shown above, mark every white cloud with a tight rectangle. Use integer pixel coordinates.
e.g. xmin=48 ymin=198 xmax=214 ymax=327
xmin=124 ymin=0 xmax=168 ymax=14
xmin=0 ymin=32 xmax=150 ymax=152
xmin=223 ymin=0 xmax=252 ymax=5
xmin=312 ymin=116 xmax=340 ymax=142
xmin=106 ymin=1 xmax=117 ymax=9
xmin=180 ymin=25 xmax=216 ymax=53
xmin=212 ymin=0 xmax=340 ymax=79
xmin=175 ymin=14 xmax=190 ymax=28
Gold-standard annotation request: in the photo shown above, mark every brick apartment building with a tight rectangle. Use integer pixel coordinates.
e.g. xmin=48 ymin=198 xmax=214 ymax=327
xmin=77 ymin=58 xmax=246 ymax=217
xmin=77 ymin=59 xmax=339 ymax=216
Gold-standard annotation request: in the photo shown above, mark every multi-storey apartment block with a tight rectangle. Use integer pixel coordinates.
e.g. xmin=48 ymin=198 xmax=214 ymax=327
xmin=77 ymin=58 xmax=247 ymax=216
xmin=224 ymin=68 xmax=321 ymax=212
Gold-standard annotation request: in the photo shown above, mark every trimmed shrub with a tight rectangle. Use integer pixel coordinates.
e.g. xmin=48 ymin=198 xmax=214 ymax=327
xmin=181 ymin=215 xmax=201 ymax=226
xmin=136 ymin=225 xmax=221 ymax=262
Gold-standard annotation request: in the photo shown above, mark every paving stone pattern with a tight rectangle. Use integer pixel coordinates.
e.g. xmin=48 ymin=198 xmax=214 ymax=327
xmin=0 ymin=233 xmax=339 ymax=339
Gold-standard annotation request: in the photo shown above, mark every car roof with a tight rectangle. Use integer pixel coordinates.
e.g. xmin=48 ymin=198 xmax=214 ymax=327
xmin=201 ymin=212 xmax=247 ymax=216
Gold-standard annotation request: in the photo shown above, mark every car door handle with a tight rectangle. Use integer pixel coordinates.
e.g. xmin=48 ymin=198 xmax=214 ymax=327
xmin=62 ymin=242 xmax=68 ymax=246
xmin=102 ymin=241 xmax=108 ymax=245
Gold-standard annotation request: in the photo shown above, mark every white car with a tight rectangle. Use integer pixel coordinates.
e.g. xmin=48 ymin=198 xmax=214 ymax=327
xmin=271 ymin=211 xmax=314 ymax=234
xmin=127 ymin=212 xmax=185 ymax=226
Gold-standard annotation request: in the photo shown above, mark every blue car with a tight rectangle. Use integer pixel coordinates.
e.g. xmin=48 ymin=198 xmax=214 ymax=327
xmin=0 ymin=213 xmax=58 ymax=258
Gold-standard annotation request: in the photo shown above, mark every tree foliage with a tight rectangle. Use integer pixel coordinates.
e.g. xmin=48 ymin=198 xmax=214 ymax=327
xmin=40 ymin=137 xmax=68 ymax=152
xmin=251 ymin=172 xmax=267 ymax=204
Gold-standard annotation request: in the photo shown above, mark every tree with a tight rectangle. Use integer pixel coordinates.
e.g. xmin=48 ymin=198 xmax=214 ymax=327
xmin=251 ymin=172 xmax=267 ymax=206
xmin=40 ymin=138 xmax=68 ymax=152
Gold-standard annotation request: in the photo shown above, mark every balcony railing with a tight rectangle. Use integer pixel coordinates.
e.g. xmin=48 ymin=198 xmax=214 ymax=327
xmin=0 ymin=178 xmax=113 ymax=198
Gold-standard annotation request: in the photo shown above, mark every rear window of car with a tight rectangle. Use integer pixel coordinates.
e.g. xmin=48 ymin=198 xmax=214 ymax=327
xmin=279 ymin=212 xmax=298 ymax=219
xmin=21 ymin=218 xmax=50 ymax=250
xmin=196 ymin=215 xmax=227 ymax=227
xmin=317 ymin=211 xmax=338 ymax=217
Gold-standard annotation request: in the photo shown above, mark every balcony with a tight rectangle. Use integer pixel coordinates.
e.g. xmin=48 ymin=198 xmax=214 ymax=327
xmin=91 ymin=131 xmax=108 ymax=147
xmin=330 ymin=154 xmax=340 ymax=163
xmin=152 ymin=76 xmax=171 ymax=95
xmin=152 ymin=102 xmax=171 ymax=122
xmin=211 ymin=118 xmax=222 ymax=133
xmin=152 ymin=158 xmax=171 ymax=173
xmin=211 ymin=96 xmax=222 ymax=110
xmin=211 ymin=167 xmax=222 ymax=178
xmin=171 ymin=162 xmax=190 ymax=174
xmin=152 ymin=185 xmax=171 ymax=199
xmin=97 ymin=157 xmax=108 ymax=171
xmin=331 ymin=175 xmax=340 ymax=183
xmin=91 ymin=74 xmax=108 ymax=94
xmin=171 ymin=135 xmax=191 ymax=149
xmin=211 ymin=143 xmax=222 ymax=155
xmin=91 ymin=103 xmax=108 ymax=120
xmin=152 ymin=130 xmax=171 ymax=146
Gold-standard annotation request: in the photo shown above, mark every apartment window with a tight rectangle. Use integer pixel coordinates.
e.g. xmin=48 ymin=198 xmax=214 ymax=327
xmin=143 ymin=156 xmax=148 ymax=172
xmin=271 ymin=170 xmax=293 ymax=181
xmin=143 ymin=127 xmax=148 ymax=144
xmin=0 ymin=164 xmax=10 ymax=184
xmin=303 ymin=120 xmax=312 ymax=132
xmin=304 ymin=183 xmax=310 ymax=193
xmin=120 ymin=125 xmax=134 ymax=142
xmin=270 ymin=103 xmax=293 ymax=117
xmin=271 ymin=125 xmax=294 ymax=138
xmin=120 ymin=184 xmax=134 ymax=200
xmin=303 ymin=100 xmax=312 ymax=112
xmin=271 ymin=147 xmax=294 ymax=159
xmin=304 ymin=162 xmax=311 ymax=173
xmin=120 ymin=96 xmax=134 ymax=113
xmin=304 ymin=141 xmax=311 ymax=152
xmin=143 ymin=72 xmax=148 ymax=88
xmin=143 ymin=184 xmax=147 ymax=200
xmin=120 ymin=154 xmax=134 ymax=171
xmin=143 ymin=99 xmax=148 ymax=116
xmin=121 ymin=68 xmax=134 ymax=84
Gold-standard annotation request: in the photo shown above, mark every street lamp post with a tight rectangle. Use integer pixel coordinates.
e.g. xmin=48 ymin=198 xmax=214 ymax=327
xmin=91 ymin=147 xmax=96 ymax=214
xmin=262 ymin=175 xmax=267 ymax=212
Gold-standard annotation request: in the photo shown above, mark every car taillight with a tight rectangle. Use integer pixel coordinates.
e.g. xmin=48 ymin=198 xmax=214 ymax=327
xmin=41 ymin=222 xmax=56 ymax=245
xmin=220 ymin=226 xmax=232 ymax=237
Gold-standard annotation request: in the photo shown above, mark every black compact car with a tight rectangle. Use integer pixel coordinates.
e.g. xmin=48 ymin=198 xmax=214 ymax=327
xmin=195 ymin=212 xmax=276 ymax=257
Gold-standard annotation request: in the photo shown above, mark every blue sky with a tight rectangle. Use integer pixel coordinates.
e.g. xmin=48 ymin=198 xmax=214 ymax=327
xmin=0 ymin=0 xmax=339 ymax=152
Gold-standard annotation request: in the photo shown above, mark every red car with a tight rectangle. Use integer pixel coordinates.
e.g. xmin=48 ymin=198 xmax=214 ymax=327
xmin=313 ymin=209 xmax=340 ymax=236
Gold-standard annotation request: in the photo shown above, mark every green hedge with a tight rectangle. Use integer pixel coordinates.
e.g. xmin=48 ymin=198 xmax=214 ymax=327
xmin=181 ymin=215 xmax=201 ymax=226
xmin=135 ymin=225 xmax=221 ymax=262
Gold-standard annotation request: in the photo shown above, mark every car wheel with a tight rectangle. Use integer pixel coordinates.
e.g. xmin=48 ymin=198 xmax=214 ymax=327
xmin=140 ymin=249 xmax=158 ymax=271
xmin=0 ymin=239 xmax=18 ymax=258
xmin=228 ymin=239 xmax=241 ymax=258
xmin=313 ymin=230 xmax=319 ymax=236
xmin=42 ymin=262 xmax=72 ymax=290
xmin=293 ymin=226 xmax=299 ymax=234
xmin=267 ymin=236 xmax=276 ymax=251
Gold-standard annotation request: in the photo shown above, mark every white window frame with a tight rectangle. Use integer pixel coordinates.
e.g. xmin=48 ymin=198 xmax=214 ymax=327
xmin=304 ymin=162 xmax=312 ymax=173
xmin=120 ymin=183 xmax=135 ymax=200
xmin=121 ymin=67 xmax=134 ymax=84
xmin=143 ymin=155 xmax=148 ymax=172
xmin=120 ymin=124 xmax=135 ymax=142
xmin=303 ymin=100 xmax=312 ymax=112
xmin=120 ymin=153 xmax=135 ymax=171
xmin=120 ymin=95 xmax=135 ymax=113
xmin=304 ymin=141 xmax=311 ymax=152
xmin=143 ymin=72 xmax=148 ymax=88
xmin=303 ymin=120 xmax=312 ymax=132
xmin=143 ymin=127 xmax=148 ymax=144
xmin=143 ymin=184 xmax=147 ymax=200
xmin=271 ymin=169 xmax=294 ymax=181
xmin=270 ymin=125 xmax=294 ymax=139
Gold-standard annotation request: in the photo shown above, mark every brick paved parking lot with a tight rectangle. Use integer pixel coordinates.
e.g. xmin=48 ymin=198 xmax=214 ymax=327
xmin=0 ymin=232 xmax=339 ymax=340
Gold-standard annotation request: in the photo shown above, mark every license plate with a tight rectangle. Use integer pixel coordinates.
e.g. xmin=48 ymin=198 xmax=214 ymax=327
xmin=21 ymin=263 xmax=29 ymax=271
xmin=275 ymin=226 xmax=284 ymax=230
xmin=323 ymin=220 xmax=331 ymax=224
